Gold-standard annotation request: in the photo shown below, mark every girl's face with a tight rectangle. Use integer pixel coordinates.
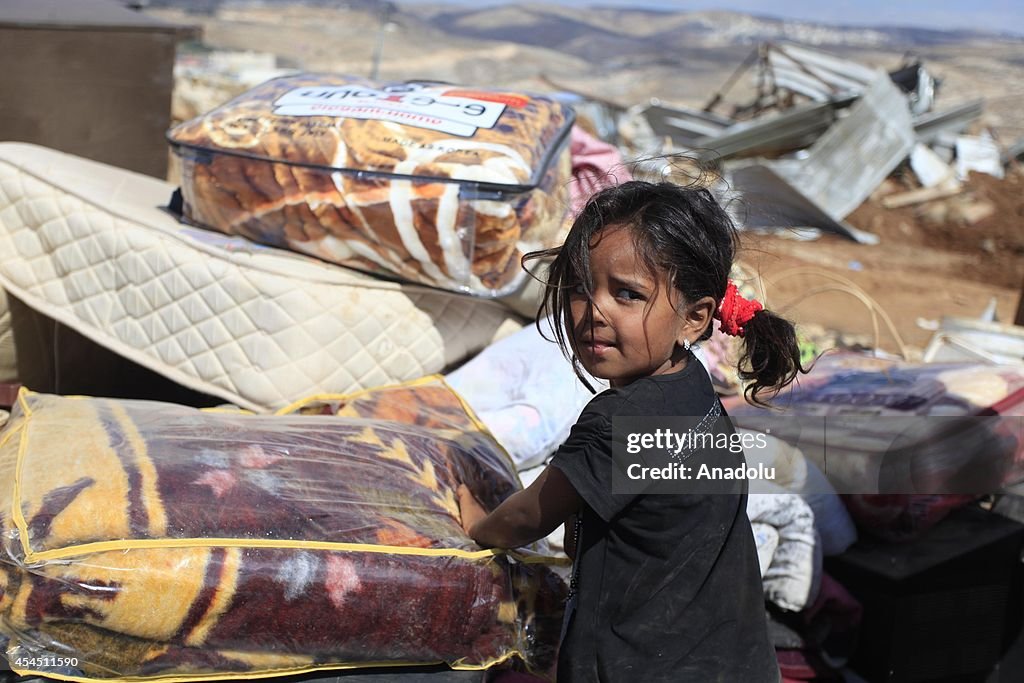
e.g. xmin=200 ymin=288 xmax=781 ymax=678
xmin=568 ymin=225 xmax=696 ymax=388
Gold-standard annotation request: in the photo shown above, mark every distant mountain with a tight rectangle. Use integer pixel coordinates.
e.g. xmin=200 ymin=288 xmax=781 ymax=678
xmin=148 ymin=0 xmax=1019 ymax=74
xmin=146 ymin=0 xmax=395 ymax=13
xmin=147 ymin=0 xmax=1016 ymax=45
xmin=413 ymin=4 xmax=1012 ymax=60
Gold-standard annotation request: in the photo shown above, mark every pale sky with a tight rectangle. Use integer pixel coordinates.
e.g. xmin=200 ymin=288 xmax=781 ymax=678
xmin=397 ymin=0 xmax=1024 ymax=35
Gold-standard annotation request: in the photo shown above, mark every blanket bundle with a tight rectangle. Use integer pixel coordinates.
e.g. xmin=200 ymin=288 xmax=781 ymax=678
xmin=167 ymin=75 xmax=574 ymax=296
xmin=0 ymin=380 xmax=565 ymax=681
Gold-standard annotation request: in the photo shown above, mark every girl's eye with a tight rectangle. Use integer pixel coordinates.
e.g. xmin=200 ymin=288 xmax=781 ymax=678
xmin=616 ymin=288 xmax=645 ymax=301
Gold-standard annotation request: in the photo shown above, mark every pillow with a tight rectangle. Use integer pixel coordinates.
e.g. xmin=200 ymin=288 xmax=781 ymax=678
xmin=728 ymin=352 xmax=1024 ymax=541
xmin=446 ymin=318 xmax=608 ymax=471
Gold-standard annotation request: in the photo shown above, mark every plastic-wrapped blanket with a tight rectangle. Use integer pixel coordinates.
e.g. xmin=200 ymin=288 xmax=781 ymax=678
xmin=0 ymin=381 xmax=565 ymax=681
xmin=167 ymin=75 xmax=575 ymax=296
xmin=726 ymin=353 xmax=1024 ymax=540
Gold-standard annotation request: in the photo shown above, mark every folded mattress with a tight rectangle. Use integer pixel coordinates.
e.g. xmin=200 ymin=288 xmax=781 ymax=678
xmin=0 ymin=143 xmax=520 ymax=412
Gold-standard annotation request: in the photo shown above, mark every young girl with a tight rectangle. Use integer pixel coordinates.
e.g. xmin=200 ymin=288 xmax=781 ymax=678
xmin=458 ymin=180 xmax=803 ymax=682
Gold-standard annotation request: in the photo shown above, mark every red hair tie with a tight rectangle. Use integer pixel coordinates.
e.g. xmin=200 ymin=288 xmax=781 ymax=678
xmin=716 ymin=282 xmax=762 ymax=337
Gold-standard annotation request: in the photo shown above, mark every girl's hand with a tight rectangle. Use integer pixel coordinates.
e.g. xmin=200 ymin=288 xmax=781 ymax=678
xmin=456 ymin=484 xmax=488 ymax=537
xmin=457 ymin=467 xmax=582 ymax=550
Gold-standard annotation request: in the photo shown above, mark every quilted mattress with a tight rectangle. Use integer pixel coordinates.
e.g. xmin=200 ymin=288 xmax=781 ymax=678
xmin=0 ymin=143 xmax=521 ymax=412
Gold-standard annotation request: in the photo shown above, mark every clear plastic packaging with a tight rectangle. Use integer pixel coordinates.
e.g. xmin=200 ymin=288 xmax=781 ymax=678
xmin=167 ymin=75 xmax=575 ymax=296
xmin=0 ymin=379 xmax=566 ymax=681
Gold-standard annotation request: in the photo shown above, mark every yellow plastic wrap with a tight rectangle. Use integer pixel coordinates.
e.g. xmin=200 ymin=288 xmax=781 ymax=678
xmin=0 ymin=379 xmax=566 ymax=681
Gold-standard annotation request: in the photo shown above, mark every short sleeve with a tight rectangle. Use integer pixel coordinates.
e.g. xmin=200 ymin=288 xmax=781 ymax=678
xmin=550 ymin=400 xmax=638 ymax=523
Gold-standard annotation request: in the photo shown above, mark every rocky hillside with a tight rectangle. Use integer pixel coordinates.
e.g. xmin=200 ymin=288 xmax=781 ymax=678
xmin=148 ymin=1 xmax=1024 ymax=140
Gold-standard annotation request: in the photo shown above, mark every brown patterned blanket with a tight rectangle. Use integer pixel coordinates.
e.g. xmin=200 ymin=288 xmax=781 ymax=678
xmin=167 ymin=75 xmax=574 ymax=296
xmin=0 ymin=379 xmax=565 ymax=681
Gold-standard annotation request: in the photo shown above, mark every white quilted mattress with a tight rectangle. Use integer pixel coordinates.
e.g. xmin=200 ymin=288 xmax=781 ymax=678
xmin=0 ymin=143 xmax=521 ymax=412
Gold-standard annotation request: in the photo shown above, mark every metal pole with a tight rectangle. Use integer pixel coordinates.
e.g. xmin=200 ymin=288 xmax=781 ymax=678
xmin=702 ymin=46 xmax=759 ymax=113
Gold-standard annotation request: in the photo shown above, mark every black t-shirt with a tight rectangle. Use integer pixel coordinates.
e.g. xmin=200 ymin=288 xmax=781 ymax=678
xmin=550 ymin=357 xmax=779 ymax=682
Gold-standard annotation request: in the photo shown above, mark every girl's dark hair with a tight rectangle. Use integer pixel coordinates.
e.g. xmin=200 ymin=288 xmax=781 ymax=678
xmin=525 ymin=179 xmax=806 ymax=406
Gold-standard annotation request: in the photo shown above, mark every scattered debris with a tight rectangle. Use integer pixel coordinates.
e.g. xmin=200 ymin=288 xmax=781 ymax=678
xmin=726 ymin=164 xmax=878 ymax=243
xmin=955 ymin=133 xmax=1005 ymax=180
xmin=952 ymin=199 xmax=997 ymax=225
xmin=604 ymin=42 xmax=1008 ymax=249
xmin=912 ymin=99 xmax=985 ymax=158
xmin=909 ymin=143 xmax=958 ymax=188
xmin=756 ymin=75 xmax=914 ymax=219
xmin=881 ymin=181 xmax=962 ymax=209
xmin=923 ymin=316 xmax=1024 ymax=365
xmin=639 ymin=100 xmax=732 ymax=148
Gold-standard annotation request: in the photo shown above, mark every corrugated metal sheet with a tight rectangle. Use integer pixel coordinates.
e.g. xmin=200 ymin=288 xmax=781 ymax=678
xmin=913 ymin=99 xmax=985 ymax=145
xmin=642 ymin=103 xmax=733 ymax=145
xmin=693 ymin=96 xmax=856 ymax=160
xmin=761 ymin=72 xmax=916 ymax=221
xmin=733 ymin=71 xmax=917 ymax=241
xmin=726 ymin=164 xmax=875 ymax=242
xmin=766 ymin=43 xmax=878 ymax=102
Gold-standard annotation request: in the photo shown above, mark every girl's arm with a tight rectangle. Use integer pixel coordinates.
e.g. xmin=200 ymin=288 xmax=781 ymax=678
xmin=458 ymin=466 xmax=581 ymax=549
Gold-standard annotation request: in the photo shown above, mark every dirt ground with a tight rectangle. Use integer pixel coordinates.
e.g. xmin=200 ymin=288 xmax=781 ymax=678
xmin=738 ymin=167 xmax=1024 ymax=356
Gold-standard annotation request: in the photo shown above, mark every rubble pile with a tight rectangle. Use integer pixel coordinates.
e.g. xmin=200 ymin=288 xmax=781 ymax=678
xmin=601 ymin=41 xmax=1024 ymax=358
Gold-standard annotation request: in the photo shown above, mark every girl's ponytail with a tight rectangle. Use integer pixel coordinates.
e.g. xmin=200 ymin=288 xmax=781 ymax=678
xmin=716 ymin=282 xmax=806 ymax=407
xmin=736 ymin=309 xmax=805 ymax=407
